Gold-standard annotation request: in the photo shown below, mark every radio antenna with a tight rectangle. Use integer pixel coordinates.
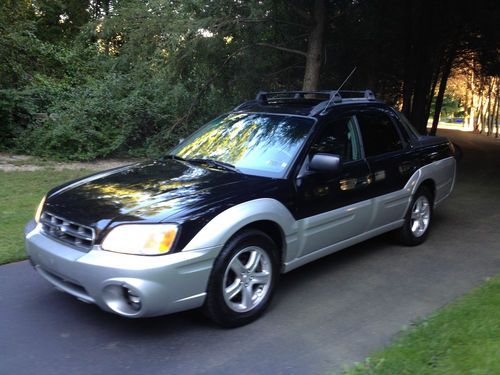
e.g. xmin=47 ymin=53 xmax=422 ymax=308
xmin=320 ymin=66 xmax=357 ymax=115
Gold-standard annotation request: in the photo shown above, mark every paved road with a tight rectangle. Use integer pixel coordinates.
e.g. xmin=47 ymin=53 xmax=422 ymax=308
xmin=1 ymin=129 xmax=499 ymax=375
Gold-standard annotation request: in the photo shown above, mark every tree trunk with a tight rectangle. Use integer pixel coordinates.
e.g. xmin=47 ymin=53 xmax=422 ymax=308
xmin=474 ymin=77 xmax=485 ymax=133
xmin=302 ymin=0 xmax=326 ymax=91
xmin=495 ymin=98 xmax=500 ymax=138
xmin=493 ymin=79 xmax=499 ymax=138
xmin=471 ymin=93 xmax=478 ymax=132
xmin=468 ymin=67 xmax=476 ymax=130
xmin=477 ymin=89 xmax=484 ymax=133
xmin=410 ymin=63 xmax=434 ymax=134
xmin=486 ymin=77 xmax=496 ymax=135
xmin=430 ymin=51 xmax=454 ymax=136
xmin=425 ymin=65 xmax=441 ymax=126
xmin=406 ymin=0 xmax=439 ymax=134
xmin=463 ymin=76 xmax=470 ymax=129
xmin=401 ymin=0 xmax=415 ymax=117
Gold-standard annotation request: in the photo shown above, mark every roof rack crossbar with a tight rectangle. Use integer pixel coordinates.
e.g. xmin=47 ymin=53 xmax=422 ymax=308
xmin=308 ymin=90 xmax=377 ymax=116
xmin=256 ymin=90 xmax=337 ymax=105
xmin=335 ymin=90 xmax=376 ymax=100
xmin=255 ymin=90 xmax=375 ymax=105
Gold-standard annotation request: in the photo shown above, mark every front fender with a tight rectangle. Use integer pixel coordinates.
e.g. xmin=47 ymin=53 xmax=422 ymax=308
xmin=182 ymin=198 xmax=299 ymax=258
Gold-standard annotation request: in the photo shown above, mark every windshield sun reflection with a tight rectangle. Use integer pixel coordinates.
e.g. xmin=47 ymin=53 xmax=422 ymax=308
xmin=171 ymin=113 xmax=314 ymax=178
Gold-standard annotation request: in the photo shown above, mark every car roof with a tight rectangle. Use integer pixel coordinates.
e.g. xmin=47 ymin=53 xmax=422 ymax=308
xmin=233 ymin=90 xmax=388 ymax=118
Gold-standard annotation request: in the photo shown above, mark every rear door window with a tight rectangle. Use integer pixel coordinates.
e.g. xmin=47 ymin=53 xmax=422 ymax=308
xmin=356 ymin=111 xmax=404 ymax=157
xmin=395 ymin=110 xmax=421 ymax=140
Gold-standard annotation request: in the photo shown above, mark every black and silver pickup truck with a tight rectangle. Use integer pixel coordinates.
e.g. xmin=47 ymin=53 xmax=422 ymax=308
xmin=25 ymin=90 xmax=456 ymax=327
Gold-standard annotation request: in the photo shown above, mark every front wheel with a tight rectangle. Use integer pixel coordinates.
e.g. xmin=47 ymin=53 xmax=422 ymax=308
xmin=398 ymin=187 xmax=433 ymax=246
xmin=203 ymin=230 xmax=279 ymax=328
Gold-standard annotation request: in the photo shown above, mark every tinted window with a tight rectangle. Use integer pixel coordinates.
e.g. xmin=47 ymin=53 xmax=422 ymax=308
xmin=170 ymin=113 xmax=314 ymax=178
xmin=396 ymin=111 xmax=421 ymax=139
xmin=310 ymin=115 xmax=362 ymax=162
xmin=356 ymin=112 xmax=403 ymax=157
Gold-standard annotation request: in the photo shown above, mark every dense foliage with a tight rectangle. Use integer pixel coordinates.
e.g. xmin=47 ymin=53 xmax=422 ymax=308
xmin=0 ymin=0 xmax=498 ymax=160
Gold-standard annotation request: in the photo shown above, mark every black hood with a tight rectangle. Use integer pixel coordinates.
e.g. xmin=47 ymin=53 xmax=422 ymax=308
xmin=45 ymin=159 xmax=268 ymax=232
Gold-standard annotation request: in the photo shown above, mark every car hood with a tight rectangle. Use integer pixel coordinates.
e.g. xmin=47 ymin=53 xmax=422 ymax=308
xmin=44 ymin=159 xmax=264 ymax=232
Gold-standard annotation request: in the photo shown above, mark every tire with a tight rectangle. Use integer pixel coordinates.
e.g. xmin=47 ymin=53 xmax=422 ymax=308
xmin=398 ymin=186 xmax=433 ymax=246
xmin=203 ymin=230 xmax=279 ymax=328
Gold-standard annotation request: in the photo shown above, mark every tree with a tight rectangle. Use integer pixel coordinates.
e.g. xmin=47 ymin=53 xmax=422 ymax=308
xmin=1 ymin=0 xmax=499 ymax=158
xmin=32 ymin=0 xmax=91 ymax=43
xmin=300 ymin=0 xmax=327 ymax=91
xmin=237 ymin=0 xmax=329 ymax=91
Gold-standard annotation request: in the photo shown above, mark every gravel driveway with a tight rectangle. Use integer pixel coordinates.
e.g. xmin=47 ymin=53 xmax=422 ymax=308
xmin=0 ymin=153 xmax=137 ymax=172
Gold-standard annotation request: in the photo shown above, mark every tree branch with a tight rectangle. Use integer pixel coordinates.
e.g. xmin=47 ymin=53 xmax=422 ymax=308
xmin=161 ymin=46 xmax=253 ymax=139
xmin=263 ymin=63 xmax=303 ymax=78
xmin=212 ymin=17 xmax=310 ymax=31
xmin=256 ymin=42 xmax=307 ymax=57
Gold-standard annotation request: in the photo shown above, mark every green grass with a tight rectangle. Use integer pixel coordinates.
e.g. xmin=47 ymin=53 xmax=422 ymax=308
xmin=345 ymin=275 xmax=500 ymax=375
xmin=0 ymin=169 xmax=92 ymax=264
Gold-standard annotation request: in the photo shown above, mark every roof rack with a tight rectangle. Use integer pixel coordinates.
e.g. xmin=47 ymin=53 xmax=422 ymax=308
xmin=255 ymin=91 xmax=333 ymax=104
xmin=311 ymin=90 xmax=376 ymax=115
xmin=255 ymin=90 xmax=375 ymax=105
xmin=336 ymin=90 xmax=376 ymax=101
xmin=233 ymin=89 xmax=377 ymax=114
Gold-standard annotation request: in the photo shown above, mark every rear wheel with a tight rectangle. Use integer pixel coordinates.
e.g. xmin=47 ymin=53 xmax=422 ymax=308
xmin=204 ymin=230 xmax=279 ymax=328
xmin=398 ymin=187 xmax=433 ymax=246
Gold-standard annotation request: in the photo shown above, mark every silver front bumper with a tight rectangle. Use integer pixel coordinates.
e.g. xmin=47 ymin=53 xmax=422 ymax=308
xmin=25 ymin=222 xmax=221 ymax=317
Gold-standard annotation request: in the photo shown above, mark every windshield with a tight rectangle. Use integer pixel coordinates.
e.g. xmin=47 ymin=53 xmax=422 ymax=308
xmin=170 ymin=113 xmax=314 ymax=178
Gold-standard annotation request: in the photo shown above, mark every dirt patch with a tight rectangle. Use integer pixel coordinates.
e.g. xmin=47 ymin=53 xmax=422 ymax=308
xmin=0 ymin=153 xmax=141 ymax=172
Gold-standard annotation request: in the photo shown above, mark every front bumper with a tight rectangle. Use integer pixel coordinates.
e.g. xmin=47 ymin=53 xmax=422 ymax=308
xmin=25 ymin=221 xmax=221 ymax=317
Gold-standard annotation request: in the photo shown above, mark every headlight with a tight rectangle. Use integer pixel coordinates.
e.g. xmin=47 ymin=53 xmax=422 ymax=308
xmin=101 ymin=224 xmax=178 ymax=255
xmin=35 ymin=196 xmax=46 ymax=223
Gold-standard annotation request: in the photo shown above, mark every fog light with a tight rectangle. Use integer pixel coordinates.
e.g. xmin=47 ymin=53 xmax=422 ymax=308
xmin=124 ymin=288 xmax=141 ymax=311
xmin=102 ymin=284 xmax=143 ymax=316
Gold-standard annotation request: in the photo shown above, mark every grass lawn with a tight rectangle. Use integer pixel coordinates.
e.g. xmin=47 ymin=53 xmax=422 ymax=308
xmin=345 ymin=275 xmax=500 ymax=375
xmin=0 ymin=169 xmax=92 ymax=264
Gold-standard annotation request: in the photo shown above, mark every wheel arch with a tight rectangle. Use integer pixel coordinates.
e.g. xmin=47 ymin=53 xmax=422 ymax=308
xmin=230 ymin=220 xmax=286 ymax=266
xmin=407 ymin=156 xmax=455 ymax=207
xmin=202 ymin=218 xmax=284 ymax=327
xmin=417 ymin=178 xmax=436 ymax=202
xmin=182 ymin=198 xmax=297 ymax=266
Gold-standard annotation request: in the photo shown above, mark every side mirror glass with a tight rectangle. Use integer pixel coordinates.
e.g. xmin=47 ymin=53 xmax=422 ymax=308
xmin=309 ymin=153 xmax=341 ymax=174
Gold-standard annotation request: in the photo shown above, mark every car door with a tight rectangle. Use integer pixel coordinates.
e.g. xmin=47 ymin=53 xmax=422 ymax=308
xmin=355 ymin=108 xmax=417 ymax=229
xmin=294 ymin=113 xmax=372 ymax=257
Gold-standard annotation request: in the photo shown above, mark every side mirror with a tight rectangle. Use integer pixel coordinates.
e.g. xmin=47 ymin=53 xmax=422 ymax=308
xmin=309 ymin=153 xmax=341 ymax=174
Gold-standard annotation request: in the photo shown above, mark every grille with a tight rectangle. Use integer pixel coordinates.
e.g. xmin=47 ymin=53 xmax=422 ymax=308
xmin=40 ymin=212 xmax=95 ymax=250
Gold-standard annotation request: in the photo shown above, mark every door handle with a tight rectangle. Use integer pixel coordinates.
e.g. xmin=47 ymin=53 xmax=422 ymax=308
xmin=357 ymin=174 xmax=373 ymax=187
xmin=340 ymin=174 xmax=372 ymax=191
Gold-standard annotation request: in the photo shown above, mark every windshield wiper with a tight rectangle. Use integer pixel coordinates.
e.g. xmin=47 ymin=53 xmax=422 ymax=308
xmin=187 ymin=158 xmax=240 ymax=173
xmin=164 ymin=155 xmax=240 ymax=173
xmin=164 ymin=154 xmax=187 ymax=162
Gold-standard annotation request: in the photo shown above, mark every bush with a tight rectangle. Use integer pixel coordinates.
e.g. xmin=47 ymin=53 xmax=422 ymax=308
xmin=1 ymin=0 xmax=280 ymax=160
xmin=16 ymin=67 xmax=233 ymax=160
